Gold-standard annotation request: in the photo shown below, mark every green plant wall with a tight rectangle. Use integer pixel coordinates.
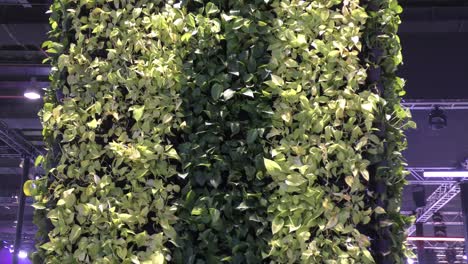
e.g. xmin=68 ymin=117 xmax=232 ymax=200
xmin=31 ymin=0 xmax=414 ymax=263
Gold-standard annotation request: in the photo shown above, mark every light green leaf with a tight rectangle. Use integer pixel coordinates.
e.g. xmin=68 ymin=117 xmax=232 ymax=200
xmin=272 ymin=217 xmax=284 ymax=234
xmin=345 ymin=176 xmax=354 ymax=188
xmin=118 ymin=213 xmax=136 ymax=223
xmin=375 ymin=206 xmax=386 ymax=214
xmin=325 ymin=215 xmax=339 ymax=229
xmin=285 ymin=174 xmax=307 ymax=187
xmin=23 ymin=180 xmax=35 ymax=196
xmin=191 ymin=207 xmax=204 ymax=216
xmin=205 ymin=2 xmax=219 ymax=15
xmin=69 ymin=224 xmax=82 ymax=243
xmin=242 ymin=89 xmax=254 ymax=98
xmin=361 ymin=170 xmax=369 ymax=181
xmin=361 ymin=102 xmax=373 ymax=112
xmin=166 ymin=148 xmax=180 ymax=160
xmin=223 ymin=89 xmax=235 ymax=100
xmin=284 ymin=59 xmax=298 ymax=68
xmin=153 ymin=251 xmax=165 ymax=264
xmin=271 ymin=74 xmax=284 ymax=87
xmin=292 ymin=34 xmax=307 ymax=47
xmin=161 ymin=113 xmax=173 ymax=124
xmin=264 ymin=158 xmax=282 ymax=175
xmin=362 ymin=249 xmax=374 ymax=263
xmin=34 ymin=155 xmax=44 ymax=167
xmin=95 ymin=101 xmax=102 ymax=114
xmin=32 ymin=203 xmax=46 ymax=209
xmin=87 ymin=119 xmax=98 ymax=129
xmin=130 ymin=105 xmax=145 ymax=121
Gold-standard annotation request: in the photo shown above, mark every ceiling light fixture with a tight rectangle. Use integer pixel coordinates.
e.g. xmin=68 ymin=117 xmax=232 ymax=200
xmin=407 ymin=237 xmax=465 ymax=242
xmin=424 ymin=171 xmax=468 ymax=178
xmin=23 ymin=77 xmax=41 ymax=100
xmin=428 ymin=106 xmax=447 ymax=130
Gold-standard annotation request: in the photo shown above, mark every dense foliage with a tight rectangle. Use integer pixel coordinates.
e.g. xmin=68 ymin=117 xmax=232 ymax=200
xmin=30 ymin=0 xmax=413 ymax=263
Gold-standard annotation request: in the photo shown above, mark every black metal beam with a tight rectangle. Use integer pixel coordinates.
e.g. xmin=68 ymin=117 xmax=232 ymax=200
xmin=12 ymin=156 xmax=29 ymax=264
xmin=459 ymin=181 xmax=468 ymax=264
xmin=416 ymin=223 xmax=426 ymax=263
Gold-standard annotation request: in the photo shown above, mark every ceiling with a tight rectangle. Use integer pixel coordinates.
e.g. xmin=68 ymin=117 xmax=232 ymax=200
xmin=1 ymin=0 xmax=468 ymax=263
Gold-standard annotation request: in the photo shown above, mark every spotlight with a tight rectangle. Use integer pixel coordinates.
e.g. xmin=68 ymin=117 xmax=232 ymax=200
xmin=24 ymin=91 xmax=41 ymax=100
xmin=463 ymin=255 xmax=467 ymax=260
xmin=428 ymin=106 xmax=446 ymax=130
xmin=18 ymin=250 xmax=27 ymax=259
xmin=23 ymin=77 xmax=41 ymax=100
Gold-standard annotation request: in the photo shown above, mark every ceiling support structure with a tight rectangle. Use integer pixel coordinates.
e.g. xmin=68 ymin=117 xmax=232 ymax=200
xmin=0 ymin=120 xmax=42 ymax=159
xmin=402 ymin=99 xmax=468 ymax=110
xmin=408 ymin=180 xmax=458 ymax=185
xmin=408 ymin=183 xmax=461 ymax=236
xmin=12 ymin=155 xmax=29 ymax=264
xmin=0 ymin=153 xmax=22 ymax=159
xmin=0 ymin=232 xmax=34 ymax=249
xmin=0 ymin=196 xmax=32 ymax=207
xmin=407 ymin=241 xmax=465 ymax=264
xmin=406 ymin=167 xmax=458 ymax=183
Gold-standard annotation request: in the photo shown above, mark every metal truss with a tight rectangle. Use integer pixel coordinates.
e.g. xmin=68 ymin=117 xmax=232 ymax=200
xmin=406 ymin=167 xmax=460 ymax=185
xmin=0 ymin=232 xmax=35 ymax=248
xmin=403 ymin=211 xmax=463 ymax=226
xmin=0 ymin=153 xmax=22 ymax=158
xmin=0 ymin=120 xmax=43 ymax=159
xmin=408 ymin=167 xmax=425 ymax=181
xmin=408 ymin=240 xmax=464 ymax=250
xmin=408 ymin=241 xmax=465 ymax=263
xmin=408 ymin=180 xmax=457 ymax=185
xmin=407 ymin=183 xmax=461 ymax=236
xmin=0 ymin=145 xmax=22 ymax=158
xmin=0 ymin=196 xmax=33 ymax=207
xmin=402 ymin=99 xmax=468 ymax=110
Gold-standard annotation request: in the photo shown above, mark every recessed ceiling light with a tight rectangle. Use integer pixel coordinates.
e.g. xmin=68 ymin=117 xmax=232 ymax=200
xmin=407 ymin=237 xmax=464 ymax=242
xmin=18 ymin=250 xmax=27 ymax=259
xmin=24 ymin=77 xmax=41 ymax=100
xmin=24 ymin=91 xmax=41 ymax=100
xmin=424 ymin=171 xmax=468 ymax=178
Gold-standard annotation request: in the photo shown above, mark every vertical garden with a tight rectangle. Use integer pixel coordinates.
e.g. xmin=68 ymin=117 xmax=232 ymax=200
xmin=30 ymin=0 xmax=415 ymax=263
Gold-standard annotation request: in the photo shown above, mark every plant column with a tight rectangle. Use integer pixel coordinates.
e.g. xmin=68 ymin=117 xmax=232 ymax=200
xmin=33 ymin=0 xmax=413 ymax=263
